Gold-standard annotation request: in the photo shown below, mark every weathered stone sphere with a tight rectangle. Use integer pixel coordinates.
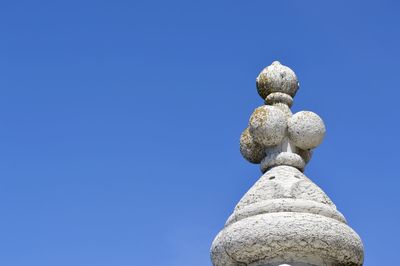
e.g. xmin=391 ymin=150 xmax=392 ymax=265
xmin=256 ymin=61 xmax=299 ymax=100
xmin=240 ymin=128 xmax=265 ymax=164
xmin=249 ymin=105 xmax=287 ymax=147
xmin=288 ymin=111 xmax=326 ymax=150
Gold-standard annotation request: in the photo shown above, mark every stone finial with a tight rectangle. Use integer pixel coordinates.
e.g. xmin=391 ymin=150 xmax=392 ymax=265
xmin=240 ymin=61 xmax=325 ymax=173
xmin=211 ymin=62 xmax=364 ymax=266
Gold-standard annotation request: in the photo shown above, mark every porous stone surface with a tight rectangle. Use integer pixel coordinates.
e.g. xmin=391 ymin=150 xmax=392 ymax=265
xmin=288 ymin=111 xmax=326 ymax=150
xmin=256 ymin=61 xmax=299 ymax=100
xmin=265 ymin=92 xmax=294 ymax=107
xmin=240 ymin=127 xmax=265 ymax=164
xmin=211 ymin=61 xmax=364 ymax=266
xmin=211 ymin=167 xmax=363 ymax=266
xmin=211 ymin=212 xmax=363 ymax=266
xmin=240 ymin=63 xmax=322 ymax=171
xmin=228 ymin=165 xmax=345 ymax=223
xmin=261 ymin=151 xmax=305 ymax=173
xmin=225 ymin=166 xmax=345 ymax=226
xmin=249 ymin=105 xmax=287 ymax=147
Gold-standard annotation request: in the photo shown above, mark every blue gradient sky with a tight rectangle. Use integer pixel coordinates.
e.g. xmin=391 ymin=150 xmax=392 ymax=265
xmin=0 ymin=0 xmax=399 ymax=265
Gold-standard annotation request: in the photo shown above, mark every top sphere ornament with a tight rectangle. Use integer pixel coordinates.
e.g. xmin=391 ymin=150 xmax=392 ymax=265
xmin=256 ymin=61 xmax=299 ymax=100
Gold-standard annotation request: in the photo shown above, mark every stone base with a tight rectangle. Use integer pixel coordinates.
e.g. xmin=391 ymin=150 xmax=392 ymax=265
xmin=210 ymin=166 xmax=364 ymax=266
xmin=211 ymin=212 xmax=363 ymax=266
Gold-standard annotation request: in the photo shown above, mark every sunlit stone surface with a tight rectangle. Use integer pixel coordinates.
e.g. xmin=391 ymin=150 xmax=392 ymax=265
xmin=211 ymin=62 xmax=364 ymax=266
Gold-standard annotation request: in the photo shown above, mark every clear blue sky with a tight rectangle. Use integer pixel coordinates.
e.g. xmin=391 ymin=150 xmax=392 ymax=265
xmin=0 ymin=1 xmax=398 ymax=265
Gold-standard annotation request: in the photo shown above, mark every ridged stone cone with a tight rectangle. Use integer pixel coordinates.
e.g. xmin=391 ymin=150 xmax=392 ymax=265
xmin=210 ymin=61 xmax=364 ymax=266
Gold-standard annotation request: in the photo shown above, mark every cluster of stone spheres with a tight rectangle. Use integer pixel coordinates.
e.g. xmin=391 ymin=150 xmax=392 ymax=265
xmin=210 ymin=61 xmax=364 ymax=266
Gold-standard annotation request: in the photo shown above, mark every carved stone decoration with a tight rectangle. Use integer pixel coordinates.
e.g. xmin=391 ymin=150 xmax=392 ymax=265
xmin=211 ymin=61 xmax=364 ymax=266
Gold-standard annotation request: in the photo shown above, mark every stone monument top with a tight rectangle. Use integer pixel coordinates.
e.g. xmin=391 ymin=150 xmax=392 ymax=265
xmin=240 ymin=60 xmax=325 ymax=173
xmin=211 ymin=61 xmax=364 ymax=266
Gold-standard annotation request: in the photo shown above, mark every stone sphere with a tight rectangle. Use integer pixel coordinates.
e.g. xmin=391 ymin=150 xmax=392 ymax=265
xmin=240 ymin=128 xmax=265 ymax=164
xmin=288 ymin=111 xmax=326 ymax=150
xmin=256 ymin=61 xmax=299 ymax=100
xmin=249 ymin=105 xmax=287 ymax=147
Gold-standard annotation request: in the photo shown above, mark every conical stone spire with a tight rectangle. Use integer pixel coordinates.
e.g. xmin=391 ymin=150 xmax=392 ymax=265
xmin=210 ymin=61 xmax=364 ymax=266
